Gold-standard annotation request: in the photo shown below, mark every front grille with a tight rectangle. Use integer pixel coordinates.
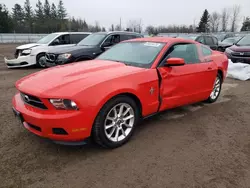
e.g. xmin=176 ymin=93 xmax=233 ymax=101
xmin=232 ymin=52 xmax=250 ymax=57
xmin=52 ymin=128 xmax=68 ymax=135
xmin=46 ymin=53 xmax=57 ymax=62
xmin=20 ymin=92 xmax=48 ymax=109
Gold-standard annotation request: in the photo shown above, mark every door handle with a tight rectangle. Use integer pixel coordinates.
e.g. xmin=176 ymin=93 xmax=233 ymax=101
xmin=208 ymin=67 xmax=212 ymax=70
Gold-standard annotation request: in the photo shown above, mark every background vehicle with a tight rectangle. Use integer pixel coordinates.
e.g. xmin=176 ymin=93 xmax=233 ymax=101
xmin=217 ymin=36 xmax=242 ymax=52
xmin=225 ymin=35 xmax=250 ymax=64
xmin=4 ymin=32 xmax=91 ymax=68
xmin=45 ymin=31 xmax=143 ymax=67
xmin=12 ymin=37 xmax=228 ymax=148
xmin=177 ymin=34 xmax=219 ymax=50
xmin=214 ymin=32 xmax=236 ymax=42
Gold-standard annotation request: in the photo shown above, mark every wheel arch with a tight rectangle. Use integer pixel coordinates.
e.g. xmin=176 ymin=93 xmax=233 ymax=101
xmin=96 ymin=91 xmax=143 ymax=118
xmin=217 ymin=69 xmax=224 ymax=81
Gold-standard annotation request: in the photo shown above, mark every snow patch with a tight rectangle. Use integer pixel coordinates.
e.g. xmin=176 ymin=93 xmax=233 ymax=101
xmin=226 ymin=60 xmax=250 ymax=81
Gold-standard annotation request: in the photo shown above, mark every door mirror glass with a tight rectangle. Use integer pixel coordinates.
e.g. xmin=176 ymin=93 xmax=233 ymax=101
xmin=166 ymin=58 xmax=185 ymax=66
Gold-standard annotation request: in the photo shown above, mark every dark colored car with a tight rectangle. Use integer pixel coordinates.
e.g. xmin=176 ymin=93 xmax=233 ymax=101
xmin=45 ymin=31 xmax=143 ymax=67
xmin=225 ymin=35 xmax=250 ymax=64
xmin=177 ymin=34 xmax=219 ymax=50
xmin=218 ymin=36 xmax=242 ymax=52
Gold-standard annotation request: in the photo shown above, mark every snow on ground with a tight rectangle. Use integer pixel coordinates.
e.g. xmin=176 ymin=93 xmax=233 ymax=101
xmin=226 ymin=59 xmax=250 ymax=81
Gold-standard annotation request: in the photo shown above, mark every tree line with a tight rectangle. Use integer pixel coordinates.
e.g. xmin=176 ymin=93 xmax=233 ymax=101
xmin=0 ymin=0 xmax=107 ymax=33
xmin=0 ymin=1 xmax=249 ymax=34
xmin=146 ymin=5 xmax=250 ymax=35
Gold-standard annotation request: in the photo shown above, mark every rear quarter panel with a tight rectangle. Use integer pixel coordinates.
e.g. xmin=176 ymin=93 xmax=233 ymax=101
xmin=212 ymin=51 xmax=229 ymax=81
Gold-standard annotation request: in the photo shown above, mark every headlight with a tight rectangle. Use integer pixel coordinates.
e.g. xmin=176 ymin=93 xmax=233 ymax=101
xmin=58 ymin=53 xmax=72 ymax=59
xmin=49 ymin=99 xmax=78 ymax=110
xmin=225 ymin=48 xmax=233 ymax=54
xmin=22 ymin=49 xmax=32 ymax=55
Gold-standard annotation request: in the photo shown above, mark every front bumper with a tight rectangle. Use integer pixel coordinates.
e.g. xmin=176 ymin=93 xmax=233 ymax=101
xmin=12 ymin=93 xmax=93 ymax=143
xmin=4 ymin=55 xmax=36 ymax=68
xmin=225 ymin=53 xmax=250 ymax=64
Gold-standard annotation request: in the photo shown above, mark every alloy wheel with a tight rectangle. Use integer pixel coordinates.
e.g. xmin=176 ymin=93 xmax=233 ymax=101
xmin=104 ymin=103 xmax=135 ymax=142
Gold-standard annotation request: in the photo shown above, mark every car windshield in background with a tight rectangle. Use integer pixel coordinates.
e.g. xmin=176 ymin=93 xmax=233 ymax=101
xmin=222 ymin=38 xmax=235 ymax=43
xmin=77 ymin=34 xmax=107 ymax=46
xmin=97 ymin=41 xmax=165 ymax=67
xmin=235 ymin=35 xmax=250 ymax=46
xmin=37 ymin=33 xmax=59 ymax=44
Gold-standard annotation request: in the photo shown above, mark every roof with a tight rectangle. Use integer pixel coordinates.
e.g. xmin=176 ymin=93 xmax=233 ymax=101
xmin=52 ymin=32 xmax=92 ymax=35
xmin=128 ymin=37 xmax=197 ymax=44
xmin=95 ymin=31 xmax=143 ymax=35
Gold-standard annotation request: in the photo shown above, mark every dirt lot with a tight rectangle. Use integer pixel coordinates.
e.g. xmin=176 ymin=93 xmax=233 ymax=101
xmin=0 ymin=44 xmax=250 ymax=188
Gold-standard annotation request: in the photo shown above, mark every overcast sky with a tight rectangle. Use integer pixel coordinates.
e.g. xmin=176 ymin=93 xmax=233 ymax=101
xmin=2 ymin=0 xmax=250 ymax=29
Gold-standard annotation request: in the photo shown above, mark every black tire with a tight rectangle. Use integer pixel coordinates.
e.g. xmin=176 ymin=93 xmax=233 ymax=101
xmin=92 ymin=96 xmax=140 ymax=149
xmin=206 ymin=73 xmax=222 ymax=103
xmin=36 ymin=53 xmax=46 ymax=68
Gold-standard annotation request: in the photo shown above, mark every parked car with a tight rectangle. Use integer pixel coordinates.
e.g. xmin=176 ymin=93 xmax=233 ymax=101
xmin=214 ymin=32 xmax=236 ymax=42
xmin=45 ymin=31 xmax=144 ymax=67
xmin=217 ymin=36 xmax=243 ymax=52
xmin=225 ymin=35 xmax=250 ymax=64
xmin=177 ymin=34 xmax=219 ymax=50
xmin=4 ymin=32 xmax=91 ymax=68
xmin=12 ymin=37 xmax=228 ymax=148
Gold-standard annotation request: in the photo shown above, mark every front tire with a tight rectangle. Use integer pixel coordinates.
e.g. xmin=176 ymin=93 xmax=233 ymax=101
xmin=206 ymin=74 xmax=222 ymax=103
xmin=36 ymin=53 xmax=46 ymax=68
xmin=92 ymin=96 xmax=140 ymax=149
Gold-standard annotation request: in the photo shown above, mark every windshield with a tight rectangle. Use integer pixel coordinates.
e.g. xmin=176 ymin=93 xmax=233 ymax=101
xmin=37 ymin=33 xmax=59 ymax=44
xmin=236 ymin=35 xmax=250 ymax=46
xmin=222 ymin=38 xmax=235 ymax=43
xmin=77 ymin=33 xmax=107 ymax=46
xmin=97 ymin=41 xmax=165 ymax=68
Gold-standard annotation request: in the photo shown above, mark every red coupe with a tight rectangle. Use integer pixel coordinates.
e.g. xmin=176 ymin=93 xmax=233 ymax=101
xmin=12 ymin=37 xmax=228 ymax=148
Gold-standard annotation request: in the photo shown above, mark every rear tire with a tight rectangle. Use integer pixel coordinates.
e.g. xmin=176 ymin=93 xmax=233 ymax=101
xmin=206 ymin=74 xmax=222 ymax=103
xmin=92 ymin=96 xmax=139 ymax=149
xmin=36 ymin=53 xmax=46 ymax=68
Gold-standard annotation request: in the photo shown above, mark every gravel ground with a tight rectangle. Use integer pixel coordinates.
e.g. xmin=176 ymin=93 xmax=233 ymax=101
xmin=0 ymin=44 xmax=250 ymax=188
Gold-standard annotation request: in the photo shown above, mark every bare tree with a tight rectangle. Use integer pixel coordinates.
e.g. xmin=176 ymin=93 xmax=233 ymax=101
xmin=127 ymin=19 xmax=143 ymax=33
xmin=230 ymin=5 xmax=241 ymax=32
xmin=210 ymin=11 xmax=221 ymax=32
xmin=221 ymin=8 xmax=230 ymax=31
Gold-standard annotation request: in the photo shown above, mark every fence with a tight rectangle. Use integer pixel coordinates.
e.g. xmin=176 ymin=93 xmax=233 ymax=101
xmin=0 ymin=33 xmax=47 ymax=43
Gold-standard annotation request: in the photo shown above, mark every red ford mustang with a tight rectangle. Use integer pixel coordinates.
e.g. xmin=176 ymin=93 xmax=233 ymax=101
xmin=12 ymin=37 xmax=228 ymax=148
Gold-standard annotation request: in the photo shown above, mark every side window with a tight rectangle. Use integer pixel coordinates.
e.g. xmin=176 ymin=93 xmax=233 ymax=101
xmin=167 ymin=43 xmax=200 ymax=64
xmin=201 ymin=45 xmax=212 ymax=56
xmin=102 ymin=34 xmax=120 ymax=47
xmin=55 ymin=34 xmax=70 ymax=45
xmin=120 ymin=34 xmax=137 ymax=41
xmin=205 ymin=36 xmax=214 ymax=45
xmin=196 ymin=36 xmax=205 ymax=44
xmin=70 ymin=34 xmax=88 ymax=44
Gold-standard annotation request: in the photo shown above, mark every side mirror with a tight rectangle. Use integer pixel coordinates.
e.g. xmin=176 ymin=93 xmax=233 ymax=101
xmin=52 ymin=39 xmax=60 ymax=45
xmin=165 ymin=58 xmax=185 ymax=66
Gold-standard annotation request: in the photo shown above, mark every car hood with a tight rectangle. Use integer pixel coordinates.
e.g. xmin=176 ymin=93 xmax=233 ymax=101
xmin=229 ymin=45 xmax=250 ymax=52
xmin=16 ymin=60 xmax=145 ymax=98
xmin=17 ymin=43 xmax=45 ymax=50
xmin=219 ymin=42 xmax=232 ymax=47
xmin=47 ymin=45 xmax=96 ymax=54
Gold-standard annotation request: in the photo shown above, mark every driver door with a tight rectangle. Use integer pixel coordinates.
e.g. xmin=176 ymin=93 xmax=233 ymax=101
xmin=157 ymin=43 xmax=210 ymax=111
xmin=101 ymin=34 xmax=120 ymax=51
